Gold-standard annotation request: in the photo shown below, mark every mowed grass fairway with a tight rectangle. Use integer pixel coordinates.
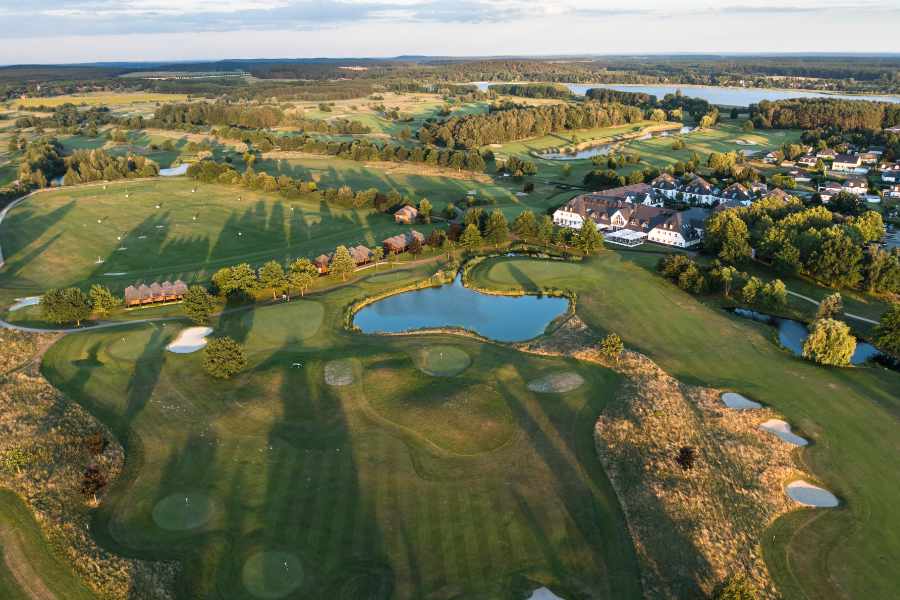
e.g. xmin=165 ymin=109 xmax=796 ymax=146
xmin=0 ymin=178 xmax=437 ymax=302
xmin=469 ymin=254 xmax=900 ymax=600
xmin=41 ymin=264 xmax=642 ymax=599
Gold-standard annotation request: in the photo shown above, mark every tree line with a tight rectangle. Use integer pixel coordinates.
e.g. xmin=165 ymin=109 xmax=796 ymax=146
xmin=750 ymin=98 xmax=900 ymax=131
xmin=488 ymin=83 xmax=573 ymax=99
xmin=418 ymin=101 xmax=645 ymax=149
xmin=61 ymin=149 xmax=159 ymax=185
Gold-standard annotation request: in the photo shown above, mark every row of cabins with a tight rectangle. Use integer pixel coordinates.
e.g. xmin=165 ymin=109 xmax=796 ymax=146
xmin=124 ymin=280 xmax=188 ymax=307
xmin=650 ymin=174 xmax=765 ymax=207
xmin=313 ymin=232 xmax=425 ymax=274
xmin=553 ymin=188 xmax=708 ymax=249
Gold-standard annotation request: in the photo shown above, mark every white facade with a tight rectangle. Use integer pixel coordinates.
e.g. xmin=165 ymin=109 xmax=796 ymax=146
xmin=552 ymin=209 xmax=585 ymax=229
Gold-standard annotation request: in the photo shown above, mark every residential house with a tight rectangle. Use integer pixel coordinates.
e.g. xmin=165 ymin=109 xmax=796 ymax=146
xmin=817 ymin=181 xmax=844 ymax=203
xmin=797 ymin=154 xmax=818 ymax=168
xmin=749 ymin=181 xmax=768 ymax=196
xmin=681 ymin=176 xmax=717 ymax=205
xmin=884 ymin=184 xmax=900 ymax=199
xmin=719 ymin=182 xmax=754 ymax=206
xmin=393 ymin=205 xmax=418 ymax=224
xmin=350 ymin=245 xmax=373 ymax=266
xmin=764 ymin=151 xmax=781 ymax=164
xmin=816 ymin=148 xmax=837 ymax=161
xmin=859 ymin=152 xmax=880 ymax=165
xmin=788 ymin=169 xmax=812 ymax=183
xmin=843 ymin=176 xmax=869 ymax=196
xmin=382 ymin=230 xmax=425 ymax=254
xmin=832 ymin=153 xmax=862 ymax=172
xmin=879 ymin=162 xmax=900 ymax=183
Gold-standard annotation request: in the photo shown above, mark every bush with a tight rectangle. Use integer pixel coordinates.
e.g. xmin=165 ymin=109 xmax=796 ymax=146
xmin=599 ymin=333 xmax=624 ymax=363
xmin=713 ymin=575 xmax=758 ymax=600
xmin=183 ymin=285 xmax=216 ymax=324
xmin=202 ymin=337 xmax=247 ymax=379
xmin=802 ymin=318 xmax=856 ymax=366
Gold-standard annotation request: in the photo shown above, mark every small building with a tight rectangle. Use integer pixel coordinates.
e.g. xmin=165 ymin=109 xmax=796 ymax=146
xmin=818 ymin=181 xmax=844 ymax=203
xmin=350 ymin=245 xmax=373 ymax=266
xmin=797 ymin=154 xmax=818 ymax=168
xmin=682 ymin=176 xmax=717 ymax=205
xmin=382 ymin=230 xmax=424 ymax=254
xmin=124 ymin=280 xmax=188 ymax=307
xmin=843 ymin=176 xmax=869 ymax=196
xmin=719 ymin=182 xmax=753 ymax=206
xmin=393 ymin=205 xmax=418 ymax=224
xmin=816 ymin=148 xmax=837 ymax=161
xmin=124 ymin=286 xmax=140 ymax=307
xmin=314 ymin=254 xmax=331 ymax=274
xmin=884 ymin=184 xmax=900 ymax=199
xmin=879 ymin=162 xmax=900 ymax=183
xmin=651 ymin=174 xmax=679 ymax=199
xmin=604 ymin=229 xmax=646 ymax=247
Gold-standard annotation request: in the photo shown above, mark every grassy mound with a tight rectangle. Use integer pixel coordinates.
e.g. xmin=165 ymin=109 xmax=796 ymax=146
xmin=527 ymin=371 xmax=585 ymax=393
xmin=151 ymin=492 xmax=214 ymax=531
xmin=411 ymin=344 xmax=471 ymax=377
xmin=241 ymin=551 xmax=304 ymax=599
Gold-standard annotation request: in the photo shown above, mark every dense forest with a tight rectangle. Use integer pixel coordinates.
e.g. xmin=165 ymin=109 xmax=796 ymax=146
xmin=418 ymin=102 xmax=644 ymax=148
xmin=61 ymin=149 xmax=159 ymax=185
xmin=487 ymin=83 xmax=572 ymax=99
xmin=750 ymin=98 xmax=900 ymax=131
xmin=585 ymin=88 xmax=657 ymax=107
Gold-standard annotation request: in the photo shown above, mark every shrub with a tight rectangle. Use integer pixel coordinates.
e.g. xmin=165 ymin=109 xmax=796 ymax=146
xmin=802 ymin=318 xmax=856 ymax=366
xmin=202 ymin=337 xmax=247 ymax=379
xmin=714 ymin=575 xmax=758 ymax=600
xmin=599 ymin=333 xmax=624 ymax=363
xmin=183 ymin=285 xmax=216 ymax=324
xmin=676 ymin=446 xmax=696 ymax=470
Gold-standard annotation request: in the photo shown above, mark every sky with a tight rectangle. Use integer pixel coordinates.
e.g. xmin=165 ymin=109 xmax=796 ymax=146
xmin=1 ymin=0 xmax=899 ymax=64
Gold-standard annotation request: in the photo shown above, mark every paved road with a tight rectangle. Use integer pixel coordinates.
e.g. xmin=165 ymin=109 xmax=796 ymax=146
xmin=786 ymin=290 xmax=880 ymax=325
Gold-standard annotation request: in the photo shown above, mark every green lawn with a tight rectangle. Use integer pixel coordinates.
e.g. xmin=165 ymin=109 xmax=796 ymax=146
xmin=0 ymin=489 xmax=97 ymax=600
xmin=468 ymin=253 xmax=900 ymax=600
xmin=41 ymin=262 xmax=643 ymax=599
xmin=0 ymin=178 xmax=441 ymax=304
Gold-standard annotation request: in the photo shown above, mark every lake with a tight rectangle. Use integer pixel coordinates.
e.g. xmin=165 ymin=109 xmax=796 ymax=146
xmin=471 ymin=82 xmax=900 ymax=107
xmin=353 ymin=275 xmax=569 ymax=342
xmin=732 ymin=308 xmax=883 ymax=365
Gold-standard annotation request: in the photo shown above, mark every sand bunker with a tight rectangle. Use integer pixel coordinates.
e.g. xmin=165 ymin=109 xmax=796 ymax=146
xmin=242 ymin=551 xmax=304 ymax=599
xmin=324 ymin=359 xmax=357 ymax=386
xmin=721 ymin=392 xmax=762 ymax=410
xmin=786 ymin=480 xmax=839 ymax=508
xmin=528 ymin=588 xmax=565 ymax=600
xmin=152 ymin=492 xmax=214 ymax=530
xmin=759 ymin=419 xmax=808 ymax=446
xmin=166 ymin=327 xmax=213 ymax=354
xmin=9 ymin=296 xmax=40 ymax=312
xmin=527 ymin=372 xmax=585 ymax=393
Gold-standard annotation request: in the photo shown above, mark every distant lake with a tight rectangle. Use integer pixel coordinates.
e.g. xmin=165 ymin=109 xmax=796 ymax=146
xmin=471 ymin=82 xmax=900 ymax=107
xmin=354 ymin=275 xmax=568 ymax=342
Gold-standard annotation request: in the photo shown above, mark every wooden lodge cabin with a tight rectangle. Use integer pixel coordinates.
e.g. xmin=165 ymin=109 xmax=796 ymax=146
xmin=314 ymin=245 xmax=375 ymax=275
xmin=124 ymin=280 xmax=188 ymax=307
xmin=382 ymin=230 xmax=424 ymax=254
xmin=393 ymin=204 xmax=418 ymax=224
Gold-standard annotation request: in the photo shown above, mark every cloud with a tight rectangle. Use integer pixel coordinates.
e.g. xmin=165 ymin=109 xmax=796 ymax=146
xmin=0 ymin=0 xmax=895 ymax=39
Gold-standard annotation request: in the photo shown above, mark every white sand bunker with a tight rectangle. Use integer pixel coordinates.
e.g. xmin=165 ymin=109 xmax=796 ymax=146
xmin=786 ymin=480 xmax=839 ymax=508
xmin=721 ymin=392 xmax=762 ymax=410
xmin=324 ymin=359 xmax=356 ymax=386
xmin=528 ymin=372 xmax=585 ymax=394
xmin=528 ymin=588 xmax=565 ymax=600
xmin=759 ymin=419 xmax=808 ymax=446
xmin=9 ymin=296 xmax=41 ymax=312
xmin=166 ymin=327 xmax=213 ymax=354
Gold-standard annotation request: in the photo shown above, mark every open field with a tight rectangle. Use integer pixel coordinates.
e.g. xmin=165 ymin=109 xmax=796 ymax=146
xmin=0 ymin=178 xmax=443 ymax=303
xmin=11 ymin=93 xmax=189 ymax=109
xmin=41 ymin=262 xmax=643 ymax=599
xmin=469 ymin=254 xmax=900 ymax=600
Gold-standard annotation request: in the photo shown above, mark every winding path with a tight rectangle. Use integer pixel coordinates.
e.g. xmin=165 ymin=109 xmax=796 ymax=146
xmin=786 ymin=290 xmax=879 ymax=325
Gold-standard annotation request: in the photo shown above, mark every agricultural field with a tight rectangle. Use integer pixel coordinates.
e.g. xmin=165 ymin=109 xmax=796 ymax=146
xmin=40 ymin=261 xmax=643 ymax=599
xmin=10 ymin=92 xmax=189 ymax=109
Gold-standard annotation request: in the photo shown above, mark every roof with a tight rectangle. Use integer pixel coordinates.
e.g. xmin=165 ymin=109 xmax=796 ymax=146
xmin=720 ymin=182 xmax=752 ymax=201
xmin=683 ymin=176 xmax=713 ymax=194
xmin=394 ymin=204 xmax=418 ymax=218
xmin=833 ymin=153 xmax=860 ymax=164
xmin=651 ymin=173 xmax=678 ymax=190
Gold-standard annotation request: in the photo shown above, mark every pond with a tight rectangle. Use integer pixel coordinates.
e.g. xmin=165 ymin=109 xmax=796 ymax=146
xmin=732 ymin=308 xmax=883 ymax=365
xmin=160 ymin=164 xmax=189 ymax=177
xmin=470 ymin=82 xmax=900 ymax=107
xmin=536 ymin=126 xmax=694 ymax=161
xmin=353 ymin=275 xmax=569 ymax=342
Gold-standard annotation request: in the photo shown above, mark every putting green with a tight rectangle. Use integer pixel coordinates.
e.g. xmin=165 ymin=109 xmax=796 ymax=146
xmin=152 ymin=491 xmax=214 ymax=531
xmin=326 ymin=560 xmax=393 ymax=600
xmin=411 ymin=345 xmax=471 ymax=377
xmin=241 ymin=551 xmax=304 ymax=599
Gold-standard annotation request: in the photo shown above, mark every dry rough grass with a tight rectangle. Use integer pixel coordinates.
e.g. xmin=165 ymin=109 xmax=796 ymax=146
xmin=0 ymin=330 xmax=176 ymax=600
xmin=0 ymin=329 xmax=55 ymax=375
xmin=518 ymin=316 xmax=804 ymax=599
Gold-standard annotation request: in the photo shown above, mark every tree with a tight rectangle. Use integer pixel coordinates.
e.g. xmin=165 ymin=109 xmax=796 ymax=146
xmin=330 ymin=245 xmax=355 ymax=281
xmin=89 ymin=284 xmax=120 ymax=317
xmin=42 ymin=287 xmax=92 ymax=327
xmin=874 ymin=303 xmax=900 ymax=358
xmin=183 ymin=285 xmax=216 ymax=324
xmin=848 ymin=211 xmax=884 ymax=243
xmin=512 ymin=209 xmax=538 ymax=240
xmin=705 ymin=211 xmax=751 ymax=264
xmin=536 ymin=216 xmax=554 ymax=246
xmin=484 ymin=209 xmax=509 ymax=247
xmin=575 ymin=223 xmax=603 ymax=255
xmin=714 ymin=575 xmax=758 ymax=600
xmin=599 ymin=333 xmax=624 ymax=363
xmin=802 ymin=318 xmax=856 ymax=366
xmin=203 ymin=337 xmax=247 ymax=379
xmin=719 ymin=265 xmax=737 ymax=298
xmin=459 ymin=223 xmax=483 ymax=250
xmin=418 ymin=198 xmax=432 ymax=223
xmin=762 ymin=279 xmax=787 ymax=307
xmin=741 ymin=277 xmax=763 ymax=305
xmin=212 ymin=263 xmax=257 ymax=297
xmin=742 ymin=119 xmax=754 ymax=132
xmin=7 ymin=136 xmax=18 ymax=153
xmin=371 ymin=247 xmax=384 ymax=269
xmin=258 ymin=260 xmax=288 ymax=300
xmin=289 ymin=258 xmax=318 ymax=296
xmin=675 ymin=446 xmax=696 ymax=470
xmin=816 ymin=292 xmax=844 ymax=320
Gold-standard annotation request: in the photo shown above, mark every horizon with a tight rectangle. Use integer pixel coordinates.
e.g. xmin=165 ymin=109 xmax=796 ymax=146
xmin=1 ymin=1 xmax=898 ymax=64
